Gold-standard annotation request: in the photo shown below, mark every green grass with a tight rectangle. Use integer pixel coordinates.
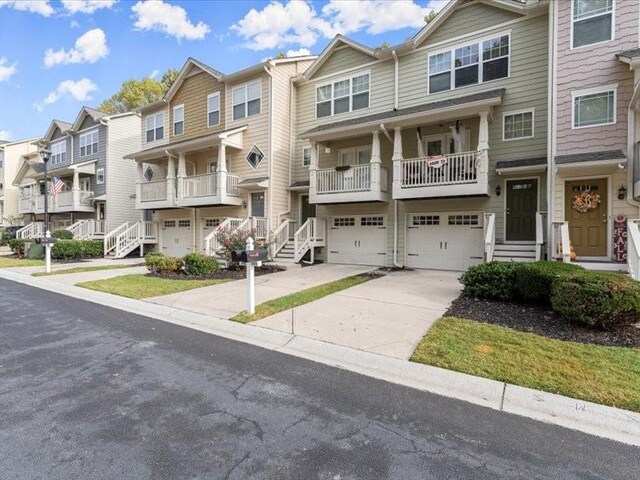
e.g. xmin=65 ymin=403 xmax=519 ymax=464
xmin=77 ymin=274 xmax=230 ymax=299
xmin=232 ymin=274 xmax=372 ymax=324
xmin=0 ymin=256 xmax=44 ymax=268
xmin=411 ymin=317 xmax=640 ymax=412
xmin=32 ymin=264 xmax=142 ymax=277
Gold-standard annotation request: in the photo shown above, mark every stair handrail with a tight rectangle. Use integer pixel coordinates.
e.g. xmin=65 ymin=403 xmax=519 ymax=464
xmin=552 ymin=220 xmax=571 ymax=263
xmin=204 ymin=217 xmax=243 ymax=256
xmin=16 ymin=222 xmax=44 ymax=240
xmin=484 ymin=213 xmax=496 ymax=262
xmin=627 ymin=219 xmax=640 ymax=280
xmin=294 ymin=217 xmax=316 ymax=263
xmin=270 ymin=219 xmax=290 ymax=258
xmin=535 ymin=211 xmax=546 ymax=261
xmin=115 ymin=221 xmax=140 ymax=258
xmin=104 ymin=221 xmax=130 ymax=255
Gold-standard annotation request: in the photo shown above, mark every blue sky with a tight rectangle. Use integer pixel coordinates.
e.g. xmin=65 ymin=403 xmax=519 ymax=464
xmin=0 ymin=0 xmax=445 ymax=141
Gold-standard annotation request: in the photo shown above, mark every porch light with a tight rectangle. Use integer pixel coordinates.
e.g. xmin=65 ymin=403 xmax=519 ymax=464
xmin=618 ymin=185 xmax=627 ymax=200
xmin=495 ymin=185 xmax=501 ymax=196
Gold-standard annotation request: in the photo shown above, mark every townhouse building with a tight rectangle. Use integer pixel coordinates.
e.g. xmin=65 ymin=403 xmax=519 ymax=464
xmin=124 ymin=56 xmax=314 ymax=258
xmin=0 ymin=138 xmax=40 ymax=226
xmin=14 ymin=107 xmax=141 ymax=241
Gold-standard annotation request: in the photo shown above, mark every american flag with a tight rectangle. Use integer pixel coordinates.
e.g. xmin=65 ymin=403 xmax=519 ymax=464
xmin=50 ymin=176 xmax=65 ymax=196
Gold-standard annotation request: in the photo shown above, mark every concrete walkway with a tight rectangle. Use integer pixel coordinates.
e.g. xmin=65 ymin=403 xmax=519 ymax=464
xmin=254 ymin=269 xmax=461 ymax=359
xmin=147 ymin=264 xmax=374 ymax=319
xmin=4 ymin=257 xmax=143 ymax=276
xmin=45 ymin=266 xmax=149 ymax=285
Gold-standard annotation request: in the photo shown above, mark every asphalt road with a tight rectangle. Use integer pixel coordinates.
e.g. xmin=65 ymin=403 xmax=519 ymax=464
xmin=0 ymin=277 xmax=638 ymax=480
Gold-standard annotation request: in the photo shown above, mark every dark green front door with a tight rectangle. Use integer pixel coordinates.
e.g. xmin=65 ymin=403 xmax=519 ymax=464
xmin=300 ymin=195 xmax=316 ymax=224
xmin=506 ymin=179 xmax=538 ymax=241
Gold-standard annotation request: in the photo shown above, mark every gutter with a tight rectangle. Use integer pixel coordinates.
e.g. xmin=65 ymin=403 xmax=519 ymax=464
xmin=264 ymin=64 xmax=275 ymax=231
xmin=391 ymin=50 xmax=399 ymax=110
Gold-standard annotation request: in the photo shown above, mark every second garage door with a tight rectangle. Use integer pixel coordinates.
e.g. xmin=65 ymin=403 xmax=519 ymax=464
xmin=161 ymin=219 xmax=193 ymax=257
xmin=328 ymin=215 xmax=387 ymax=266
xmin=406 ymin=212 xmax=484 ymax=271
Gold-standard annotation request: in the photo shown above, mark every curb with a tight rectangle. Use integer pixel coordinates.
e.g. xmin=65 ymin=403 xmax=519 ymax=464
xmin=1 ymin=268 xmax=638 ymax=447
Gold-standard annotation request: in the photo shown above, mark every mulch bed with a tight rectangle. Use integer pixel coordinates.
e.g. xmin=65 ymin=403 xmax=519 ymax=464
xmin=446 ymin=295 xmax=640 ymax=349
xmin=149 ymin=264 xmax=286 ymax=281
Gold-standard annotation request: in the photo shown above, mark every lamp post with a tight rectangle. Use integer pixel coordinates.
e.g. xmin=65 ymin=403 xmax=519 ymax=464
xmin=39 ymin=147 xmax=52 ymax=273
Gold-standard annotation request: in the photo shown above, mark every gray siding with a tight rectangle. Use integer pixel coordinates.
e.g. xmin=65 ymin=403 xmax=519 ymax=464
xmin=47 ymin=135 xmax=72 ymax=171
xmin=71 ymin=123 xmax=107 ymax=196
xmin=312 ymin=46 xmax=376 ymax=79
xmin=78 ymin=115 xmax=98 ymax=131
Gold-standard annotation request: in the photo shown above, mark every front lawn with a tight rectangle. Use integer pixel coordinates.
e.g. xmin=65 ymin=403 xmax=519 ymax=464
xmin=33 ymin=264 xmax=142 ymax=277
xmin=77 ymin=274 xmax=230 ymax=299
xmin=0 ymin=256 xmax=44 ymax=268
xmin=411 ymin=317 xmax=640 ymax=412
xmin=232 ymin=274 xmax=373 ymax=324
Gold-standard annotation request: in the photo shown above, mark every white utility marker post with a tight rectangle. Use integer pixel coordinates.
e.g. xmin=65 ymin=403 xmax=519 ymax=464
xmin=246 ymin=237 xmax=256 ymax=315
xmin=44 ymin=230 xmax=52 ymax=274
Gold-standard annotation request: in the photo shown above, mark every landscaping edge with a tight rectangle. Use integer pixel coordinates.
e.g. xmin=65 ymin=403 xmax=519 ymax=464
xmin=1 ymin=267 xmax=638 ymax=448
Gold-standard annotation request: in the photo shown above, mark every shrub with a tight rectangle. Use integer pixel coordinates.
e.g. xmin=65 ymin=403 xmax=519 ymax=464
xmin=551 ymin=271 xmax=640 ymax=328
xmin=215 ymin=227 xmax=268 ymax=268
xmin=183 ymin=252 xmax=219 ymax=276
xmin=51 ymin=240 xmax=103 ymax=260
xmin=51 ymin=229 xmax=73 ymax=240
xmin=514 ymin=261 xmax=584 ymax=303
xmin=7 ymin=238 xmax=26 ymax=257
xmin=460 ymin=262 xmax=521 ymax=300
xmin=145 ymin=252 xmax=166 ymax=274
xmin=145 ymin=253 xmax=183 ymax=274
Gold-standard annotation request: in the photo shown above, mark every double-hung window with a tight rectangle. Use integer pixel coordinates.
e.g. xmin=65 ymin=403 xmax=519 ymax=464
xmin=573 ymin=86 xmax=616 ymax=128
xmin=428 ymin=34 xmax=509 ymax=93
xmin=173 ymin=105 xmax=184 ymax=136
xmin=572 ymin=0 xmax=614 ymax=48
xmin=50 ymin=140 xmax=66 ymax=165
xmin=302 ymin=147 xmax=311 ymax=167
xmin=232 ymin=81 xmax=261 ymax=120
xmin=316 ymin=72 xmax=370 ymax=118
xmin=207 ymin=92 xmax=220 ymax=127
xmin=96 ymin=168 xmax=105 ymax=185
xmin=146 ymin=112 xmax=164 ymax=142
xmin=79 ymin=129 xmax=98 ymax=156
xmin=503 ymin=109 xmax=534 ymax=140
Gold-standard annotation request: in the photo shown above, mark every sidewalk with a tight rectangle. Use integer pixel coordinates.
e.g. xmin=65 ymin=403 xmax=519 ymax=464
xmin=5 ymin=257 xmax=143 ymax=276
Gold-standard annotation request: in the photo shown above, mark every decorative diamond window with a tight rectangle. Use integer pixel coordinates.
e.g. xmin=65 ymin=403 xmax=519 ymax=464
xmin=246 ymin=144 xmax=265 ymax=169
xmin=144 ymin=165 xmax=154 ymax=182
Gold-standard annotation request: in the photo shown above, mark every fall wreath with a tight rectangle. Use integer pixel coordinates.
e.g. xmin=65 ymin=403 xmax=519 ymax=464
xmin=572 ymin=191 xmax=601 ymax=213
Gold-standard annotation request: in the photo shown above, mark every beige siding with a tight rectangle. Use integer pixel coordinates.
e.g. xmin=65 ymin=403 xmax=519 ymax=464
xmin=1 ymin=140 xmax=39 ymax=222
xmin=169 ymin=69 xmax=226 ymax=142
xmin=141 ymin=106 xmax=169 ymax=149
xmin=554 ymin=0 xmax=638 ymax=156
xmin=312 ymin=46 xmax=376 ymax=79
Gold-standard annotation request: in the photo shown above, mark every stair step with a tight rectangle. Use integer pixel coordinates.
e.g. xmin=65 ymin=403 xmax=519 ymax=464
xmin=494 ymin=257 xmax=536 ymax=263
xmin=494 ymin=244 xmax=536 ymax=252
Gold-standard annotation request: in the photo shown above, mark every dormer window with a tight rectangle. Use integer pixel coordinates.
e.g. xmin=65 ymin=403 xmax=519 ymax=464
xmin=79 ymin=129 xmax=98 ymax=156
xmin=316 ymin=72 xmax=370 ymax=119
xmin=146 ymin=112 xmax=164 ymax=142
xmin=50 ymin=140 xmax=66 ymax=165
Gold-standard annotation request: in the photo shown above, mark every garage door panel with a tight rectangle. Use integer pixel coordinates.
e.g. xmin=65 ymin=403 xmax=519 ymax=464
xmin=162 ymin=219 xmax=193 ymax=257
xmin=328 ymin=215 xmax=387 ymax=267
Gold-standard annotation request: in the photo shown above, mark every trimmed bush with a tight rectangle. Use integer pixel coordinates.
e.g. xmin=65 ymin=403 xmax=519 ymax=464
xmin=183 ymin=252 xmax=219 ymax=276
xmin=51 ymin=229 xmax=73 ymax=240
xmin=145 ymin=253 xmax=183 ymax=274
xmin=145 ymin=252 xmax=166 ymax=274
xmin=514 ymin=261 xmax=584 ymax=303
xmin=7 ymin=238 xmax=26 ymax=257
xmin=460 ymin=262 xmax=521 ymax=300
xmin=551 ymin=271 xmax=640 ymax=329
xmin=51 ymin=240 xmax=103 ymax=260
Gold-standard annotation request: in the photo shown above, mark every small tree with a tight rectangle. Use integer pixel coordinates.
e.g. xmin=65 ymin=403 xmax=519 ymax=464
xmin=214 ymin=227 xmax=269 ymax=269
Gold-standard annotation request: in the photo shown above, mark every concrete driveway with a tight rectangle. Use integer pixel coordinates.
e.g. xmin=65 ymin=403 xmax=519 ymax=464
xmin=253 ymin=269 xmax=462 ymax=360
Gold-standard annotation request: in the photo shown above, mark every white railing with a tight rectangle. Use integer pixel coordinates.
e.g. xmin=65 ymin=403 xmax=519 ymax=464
xmin=104 ymin=222 xmax=130 ymax=255
xmin=67 ymin=220 xmax=93 ymax=240
xmin=484 ymin=213 xmax=496 ymax=262
xmin=184 ymin=173 xmax=217 ymax=198
xmin=141 ymin=221 xmax=158 ymax=240
xmin=57 ymin=191 xmax=74 ymax=208
xmin=401 ymin=151 xmax=478 ymax=188
xmin=535 ymin=211 xmax=547 ymax=261
xmin=552 ymin=221 xmax=571 ymax=263
xmin=204 ymin=217 xmax=244 ymax=256
xmin=226 ymin=173 xmax=240 ymax=197
xmin=252 ymin=217 xmax=268 ymax=238
xmin=79 ymin=190 xmax=94 ymax=206
xmin=317 ymin=164 xmax=376 ymax=194
xmin=16 ymin=222 xmax=44 ymax=240
xmin=270 ymin=219 xmax=290 ymax=258
xmin=140 ymin=180 xmax=168 ymax=202
xmin=19 ymin=196 xmax=33 ymax=213
xmin=94 ymin=220 xmax=106 ymax=236
xmin=288 ymin=220 xmax=299 ymax=239
xmin=627 ymin=220 xmax=640 ymax=280
xmin=293 ymin=217 xmax=326 ymax=263
xmin=35 ymin=195 xmax=46 ymax=210
xmin=115 ymin=222 xmax=140 ymax=258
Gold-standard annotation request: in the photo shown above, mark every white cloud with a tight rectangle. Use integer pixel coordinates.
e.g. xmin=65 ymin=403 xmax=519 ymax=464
xmin=0 ymin=128 xmax=12 ymax=141
xmin=70 ymin=20 xmax=80 ymax=27
xmin=286 ymin=47 xmax=311 ymax=57
xmin=0 ymin=0 xmax=54 ymax=16
xmin=149 ymin=69 xmax=160 ymax=79
xmin=0 ymin=57 xmax=17 ymax=82
xmin=44 ymin=28 xmax=109 ymax=67
xmin=61 ymin=0 xmax=117 ymax=14
xmin=132 ymin=0 xmax=210 ymax=41
xmin=231 ymin=0 xmax=445 ymax=51
xmin=36 ymin=78 xmax=98 ymax=110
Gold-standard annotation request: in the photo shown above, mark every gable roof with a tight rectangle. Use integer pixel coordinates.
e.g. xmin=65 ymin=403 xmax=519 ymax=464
xmin=302 ymin=34 xmax=378 ymax=80
xmin=164 ymin=57 xmax=225 ymax=103
xmin=43 ymin=119 xmax=72 ymax=142
xmin=70 ymin=106 xmax=108 ymax=131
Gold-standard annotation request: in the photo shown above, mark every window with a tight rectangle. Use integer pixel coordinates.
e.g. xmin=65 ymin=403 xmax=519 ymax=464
xmin=246 ymin=144 xmax=265 ymax=169
xmin=208 ymin=161 xmax=217 ymax=173
xmin=412 ymin=215 xmax=440 ymax=226
xmin=316 ymin=72 xmax=370 ymax=118
xmin=302 ymin=147 xmax=311 ymax=167
xmin=178 ymin=219 xmax=191 ymax=228
xmin=232 ymin=81 xmax=261 ymax=120
xmin=360 ymin=216 xmax=384 ymax=226
xmin=50 ymin=140 xmax=66 ymax=165
xmin=173 ymin=105 xmax=184 ymax=136
xmin=448 ymin=214 xmax=480 ymax=226
xmin=573 ymin=87 xmax=616 ymax=128
xmin=146 ymin=112 xmax=164 ymax=142
xmin=207 ymin=92 xmax=220 ymax=127
xmin=96 ymin=168 xmax=105 ymax=185
xmin=503 ymin=110 xmax=534 ymax=140
xmin=428 ymin=34 xmax=509 ymax=93
xmin=204 ymin=218 xmax=220 ymax=228
xmin=339 ymin=146 xmax=371 ymax=166
xmin=333 ymin=217 xmax=355 ymax=227
xmin=143 ymin=165 xmax=154 ymax=182
xmin=79 ymin=129 xmax=98 ymax=156
xmin=163 ymin=220 xmax=176 ymax=228
xmin=572 ymin=0 xmax=613 ymax=48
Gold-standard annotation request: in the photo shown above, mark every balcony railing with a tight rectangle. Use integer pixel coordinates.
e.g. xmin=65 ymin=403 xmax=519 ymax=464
xmin=24 ymin=191 xmax=95 ymax=213
xmin=401 ymin=152 xmax=478 ymax=188
xmin=184 ymin=173 xmax=217 ymax=198
xmin=312 ymin=163 xmax=389 ymax=203
xmin=140 ymin=179 xmax=169 ymax=203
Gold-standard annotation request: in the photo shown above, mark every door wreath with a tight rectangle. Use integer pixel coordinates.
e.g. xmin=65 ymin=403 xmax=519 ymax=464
xmin=572 ymin=191 xmax=601 ymax=213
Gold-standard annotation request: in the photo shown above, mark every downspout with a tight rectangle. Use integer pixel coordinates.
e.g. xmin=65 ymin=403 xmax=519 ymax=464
xmin=264 ymin=64 xmax=274 ymax=231
xmin=393 ymin=199 xmax=402 ymax=268
xmin=391 ymin=50 xmax=402 ymax=268
xmin=278 ymin=74 xmax=296 ymax=225
xmin=379 ymin=123 xmax=393 ymax=143
xmin=391 ymin=50 xmax=399 ymax=110
xmin=546 ymin=0 xmax=556 ymax=260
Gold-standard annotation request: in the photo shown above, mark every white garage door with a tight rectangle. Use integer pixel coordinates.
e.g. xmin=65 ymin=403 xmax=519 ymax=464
xmin=406 ymin=212 xmax=484 ymax=271
xmin=328 ymin=215 xmax=387 ymax=266
xmin=161 ymin=219 xmax=193 ymax=257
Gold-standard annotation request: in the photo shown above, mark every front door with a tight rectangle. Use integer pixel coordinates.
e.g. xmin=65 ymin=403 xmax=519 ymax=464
xmin=506 ymin=179 xmax=538 ymax=241
xmin=300 ymin=194 xmax=316 ymax=224
xmin=565 ymin=178 xmax=608 ymax=257
xmin=251 ymin=192 xmax=265 ymax=217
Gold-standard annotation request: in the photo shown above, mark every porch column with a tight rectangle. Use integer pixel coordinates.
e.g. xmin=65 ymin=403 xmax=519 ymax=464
xmin=72 ymin=168 xmax=80 ymax=209
xmin=166 ymin=154 xmax=176 ymax=203
xmin=177 ymin=153 xmax=186 ymax=200
xmin=309 ymin=141 xmax=318 ymax=199
xmin=136 ymin=162 xmax=143 ymax=207
xmin=477 ymin=111 xmax=490 ymax=192
xmin=392 ymin=127 xmax=403 ymax=196
xmin=370 ymin=131 xmax=382 ymax=192
xmin=217 ymin=142 xmax=227 ymax=199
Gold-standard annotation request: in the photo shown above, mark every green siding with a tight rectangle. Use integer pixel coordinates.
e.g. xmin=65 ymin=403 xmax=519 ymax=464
xmin=312 ymin=46 xmax=376 ymax=79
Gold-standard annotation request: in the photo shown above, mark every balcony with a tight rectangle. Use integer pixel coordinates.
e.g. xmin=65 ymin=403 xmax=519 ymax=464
xmin=310 ymin=163 xmax=390 ymax=204
xmin=393 ymin=151 xmax=489 ymax=199
xmin=21 ymin=191 xmax=95 ymax=214
xmin=136 ymin=179 xmax=175 ymax=210
xmin=177 ymin=172 xmax=243 ymax=207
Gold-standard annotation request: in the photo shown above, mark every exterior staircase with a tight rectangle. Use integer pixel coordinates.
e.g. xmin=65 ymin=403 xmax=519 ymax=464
xmin=493 ymin=243 xmax=537 ymax=263
xmin=16 ymin=222 xmax=44 ymax=240
xmin=274 ymin=239 xmax=296 ymax=263
xmin=104 ymin=221 xmax=157 ymax=258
